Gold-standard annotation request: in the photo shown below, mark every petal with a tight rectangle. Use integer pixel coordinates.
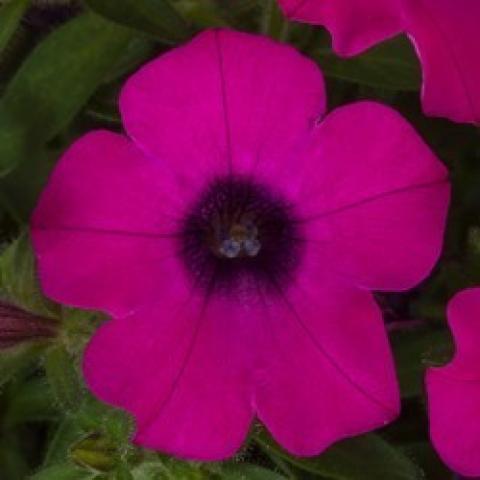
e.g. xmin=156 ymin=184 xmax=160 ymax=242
xmin=120 ymin=29 xmax=325 ymax=187
xmin=403 ymin=0 xmax=480 ymax=124
xmin=31 ymin=131 xmax=187 ymax=316
xmin=293 ymin=101 xmax=450 ymax=291
xmin=441 ymin=288 xmax=480 ymax=374
xmin=254 ymin=269 xmax=399 ymax=455
xmin=427 ymin=374 xmax=480 ymax=477
xmin=278 ymin=0 xmax=402 ymax=56
xmin=83 ymin=294 xmax=256 ymax=460
xmin=31 ymin=230 xmax=184 ymax=318
xmin=427 ymin=288 xmax=480 ymax=476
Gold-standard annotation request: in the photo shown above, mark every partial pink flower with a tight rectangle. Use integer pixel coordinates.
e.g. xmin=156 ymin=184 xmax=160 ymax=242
xmin=278 ymin=0 xmax=402 ymax=56
xmin=403 ymin=0 xmax=480 ymax=124
xmin=427 ymin=288 xmax=480 ymax=477
xmin=31 ymin=29 xmax=450 ymax=460
xmin=278 ymin=0 xmax=480 ymax=124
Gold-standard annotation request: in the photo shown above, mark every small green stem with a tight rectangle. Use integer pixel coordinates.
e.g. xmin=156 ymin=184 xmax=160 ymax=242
xmin=279 ymin=19 xmax=290 ymax=42
xmin=260 ymin=0 xmax=289 ymax=41
xmin=261 ymin=0 xmax=275 ymax=35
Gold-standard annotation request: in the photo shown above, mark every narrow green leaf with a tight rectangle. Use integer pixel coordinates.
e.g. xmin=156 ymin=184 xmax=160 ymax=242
xmin=85 ymin=0 xmax=189 ymax=42
xmin=44 ymin=344 xmax=84 ymax=411
xmin=0 ymin=0 xmax=30 ymax=55
xmin=314 ymin=36 xmax=421 ymax=91
xmin=256 ymin=431 xmax=423 ymax=480
xmin=0 ymin=12 xmax=134 ymax=175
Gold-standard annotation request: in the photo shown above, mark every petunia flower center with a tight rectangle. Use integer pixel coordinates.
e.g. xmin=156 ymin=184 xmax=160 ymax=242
xmin=180 ymin=177 xmax=302 ymax=295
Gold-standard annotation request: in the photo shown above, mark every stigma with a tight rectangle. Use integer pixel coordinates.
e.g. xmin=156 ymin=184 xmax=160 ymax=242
xmin=218 ymin=222 xmax=262 ymax=259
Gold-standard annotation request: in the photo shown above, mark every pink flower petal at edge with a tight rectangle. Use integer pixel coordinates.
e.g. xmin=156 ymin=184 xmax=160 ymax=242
xmin=403 ymin=0 xmax=480 ymax=124
xmin=120 ymin=29 xmax=326 ymax=190
xmin=254 ymin=265 xmax=400 ymax=456
xmin=292 ymin=101 xmax=450 ymax=291
xmin=277 ymin=0 xmax=402 ymax=56
xmin=427 ymin=288 xmax=480 ymax=477
xmin=83 ymin=292 xmax=258 ymax=461
xmin=31 ymin=131 xmax=189 ymax=317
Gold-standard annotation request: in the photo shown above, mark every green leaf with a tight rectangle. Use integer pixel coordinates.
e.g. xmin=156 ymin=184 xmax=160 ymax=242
xmin=100 ymin=36 xmax=155 ymax=84
xmin=0 ymin=12 xmax=135 ymax=175
xmin=158 ymin=458 xmax=206 ymax=479
xmin=260 ymin=0 xmax=287 ymax=41
xmin=256 ymin=430 xmax=423 ymax=480
xmin=3 ymin=377 xmax=58 ymax=426
xmin=314 ymin=36 xmax=421 ymax=91
xmin=0 ymin=434 xmax=30 ymax=480
xmin=44 ymin=344 xmax=84 ymax=411
xmin=0 ymin=147 xmax=56 ymax=223
xmin=391 ymin=327 xmax=452 ymax=398
xmin=0 ymin=233 xmax=58 ymax=316
xmin=61 ymin=308 xmax=103 ymax=357
xmin=0 ymin=0 xmax=30 ymax=55
xmin=176 ymin=0 xmax=228 ymax=29
xmin=0 ymin=343 xmax=43 ymax=388
xmin=113 ymin=463 xmax=134 ymax=480
xmin=130 ymin=461 xmax=169 ymax=480
xmin=43 ymin=417 xmax=84 ymax=467
xmin=401 ymin=442 xmax=451 ymax=480
xmin=131 ymin=460 xmax=205 ymax=480
xmin=29 ymin=464 xmax=96 ymax=480
xmin=74 ymin=395 xmax=133 ymax=445
xmin=85 ymin=0 xmax=189 ymax=42
xmin=221 ymin=464 xmax=287 ymax=480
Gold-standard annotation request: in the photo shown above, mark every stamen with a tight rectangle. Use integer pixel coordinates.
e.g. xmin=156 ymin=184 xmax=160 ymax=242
xmin=244 ymin=238 xmax=261 ymax=257
xmin=219 ymin=239 xmax=242 ymax=258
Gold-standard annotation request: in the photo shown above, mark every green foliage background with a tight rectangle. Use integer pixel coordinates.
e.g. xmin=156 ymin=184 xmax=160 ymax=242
xmin=0 ymin=0 xmax=478 ymax=478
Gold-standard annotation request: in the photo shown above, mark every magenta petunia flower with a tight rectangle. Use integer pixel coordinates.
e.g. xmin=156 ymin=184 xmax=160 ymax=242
xmin=31 ymin=29 xmax=450 ymax=460
xmin=278 ymin=0 xmax=480 ymax=124
xmin=427 ymin=288 xmax=480 ymax=477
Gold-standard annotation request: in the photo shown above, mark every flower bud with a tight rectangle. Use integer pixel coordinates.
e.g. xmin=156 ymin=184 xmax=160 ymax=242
xmin=0 ymin=301 xmax=58 ymax=349
xmin=70 ymin=433 xmax=117 ymax=472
